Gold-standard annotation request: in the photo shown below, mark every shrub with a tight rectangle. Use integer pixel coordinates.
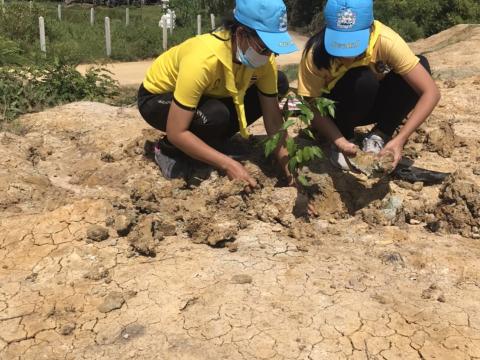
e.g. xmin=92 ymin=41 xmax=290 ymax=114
xmin=0 ymin=61 xmax=118 ymax=122
xmin=0 ymin=36 xmax=26 ymax=66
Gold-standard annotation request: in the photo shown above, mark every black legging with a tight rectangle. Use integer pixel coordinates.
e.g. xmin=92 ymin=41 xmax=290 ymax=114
xmin=325 ymin=55 xmax=431 ymax=139
xmin=137 ymin=71 xmax=289 ymax=155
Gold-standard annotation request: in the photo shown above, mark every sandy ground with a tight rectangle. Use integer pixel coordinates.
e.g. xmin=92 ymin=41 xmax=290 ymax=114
xmin=76 ymin=32 xmax=308 ymax=87
xmin=1 ymin=25 xmax=480 ymax=360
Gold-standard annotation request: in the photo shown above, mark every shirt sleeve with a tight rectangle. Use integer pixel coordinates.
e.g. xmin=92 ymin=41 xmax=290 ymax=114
xmin=297 ymin=49 xmax=327 ymax=97
xmin=255 ymin=55 xmax=278 ymax=97
xmin=380 ymin=31 xmax=420 ymax=75
xmin=173 ymin=55 xmax=213 ymax=110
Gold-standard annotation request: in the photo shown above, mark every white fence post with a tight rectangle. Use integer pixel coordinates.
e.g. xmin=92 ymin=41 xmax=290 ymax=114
xmin=57 ymin=4 xmax=61 ymax=21
xmin=162 ymin=17 xmax=167 ymax=50
xmin=90 ymin=8 xmax=94 ymax=26
xmin=197 ymin=14 xmax=201 ymax=35
xmin=105 ymin=17 xmax=111 ymax=57
xmin=39 ymin=16 xmax=46 ymax=54
xmin=125 ymin=8 xmax=129 ymax=26
xmin=210 ymin=13 xmax=215 ymax=30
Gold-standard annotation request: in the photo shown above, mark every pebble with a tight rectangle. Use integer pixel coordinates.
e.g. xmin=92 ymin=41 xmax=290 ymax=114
xmin=60 ymin=323 xmax=76 ymax=336
xmin=86 ymin=225 xmax=109 ymax=242
xmin=409 ymin=219 xmax=422 ymax=225
xmin=115 ymin=215 xmax=134 ymax=237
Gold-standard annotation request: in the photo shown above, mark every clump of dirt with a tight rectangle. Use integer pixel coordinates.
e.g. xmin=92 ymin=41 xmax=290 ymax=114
xmin=348 ymin=150 xmax=395 ymax=178
xmin=128 ymin=214 xmax=176 ymax=256
xmin=361 ymin=195 xmax=405 ymax=226
xmin=432 ymin=171 xmax=480 ymax=238
xmin=424 ymin=122 xmax=457 ymax=158
xmin=181 ymin=168 xmax=311 ymax=245
xmin=86 ymin=225 xmax=109 ymax=242
xmin=185 ymin=212 xmax=241 ymax=246
xmin=249 ymin=186 xmax=309 ymax=226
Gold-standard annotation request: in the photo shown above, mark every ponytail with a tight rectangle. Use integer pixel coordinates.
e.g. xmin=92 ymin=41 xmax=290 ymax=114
xmin=304 ymin=27 xmax=335 ymax=71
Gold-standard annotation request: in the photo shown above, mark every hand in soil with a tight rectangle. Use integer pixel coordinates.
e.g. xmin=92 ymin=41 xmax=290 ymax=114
xmin=347 ymin=150 xmax=395 ymax=178
xmin=335 ymin=138 xmax=358 ymax=157
xmin=380 ymin=138 xmax=405 ymax=168
xmin=225 ymin=159 xmax=257 ymax=189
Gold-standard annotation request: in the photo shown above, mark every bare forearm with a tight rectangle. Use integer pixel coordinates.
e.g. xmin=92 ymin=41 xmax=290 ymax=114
xmin=312 ymin=112 xmax=345 ymax=144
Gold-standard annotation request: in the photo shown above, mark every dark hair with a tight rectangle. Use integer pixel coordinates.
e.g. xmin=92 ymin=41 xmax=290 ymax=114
xmin=303 ymin=27 xmax=335 ymax=71
xmin=210 ymin=17 xmax=256 ymax=41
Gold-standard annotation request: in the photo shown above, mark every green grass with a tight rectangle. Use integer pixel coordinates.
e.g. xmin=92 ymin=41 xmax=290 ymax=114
xmin=0 ymin=2 xmax=210 ymax=65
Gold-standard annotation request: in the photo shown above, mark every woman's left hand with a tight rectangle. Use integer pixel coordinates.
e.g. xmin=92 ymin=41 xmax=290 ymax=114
xmin=379 ymin=137 xmax=406 ymax=169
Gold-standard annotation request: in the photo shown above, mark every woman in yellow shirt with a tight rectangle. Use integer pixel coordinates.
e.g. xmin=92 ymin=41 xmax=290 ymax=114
xmin=297 ymin=0 xmax=441 ymax=170
xmin=138 ymin=0 xmax=297 ymax=187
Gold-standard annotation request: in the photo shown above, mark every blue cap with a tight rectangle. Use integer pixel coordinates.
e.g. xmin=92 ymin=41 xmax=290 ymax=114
xmin=324 ymin=0 xmax=374 ymax=57
xmin=234 ymin=0 xmax=298 ymax=54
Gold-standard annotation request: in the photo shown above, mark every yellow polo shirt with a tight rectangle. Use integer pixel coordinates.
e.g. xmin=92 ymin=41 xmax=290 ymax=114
xmin=297 ymin=21 xmax=420 ymax=98
xmin=143 ymin=30 xmax=278 ymax=137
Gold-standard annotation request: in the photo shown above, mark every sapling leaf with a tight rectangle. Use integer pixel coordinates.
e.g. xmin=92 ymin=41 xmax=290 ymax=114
xmin=264 ymin=132 xmax=281 ymax=158
xmin=302 ymin=147 xmax=311 ymax=162
xmin=286 ymin=138 xmax=296 ymax=155
xmin=281 ymin=119 xmax=296 ymax=130
xmin=297 ymin=103 xmax=313 ymax=121
xmin=295 ymin=149 xmax=303 ymax=164
xmin=288 ymin=157 xmax=298 ymax=174
xmin=298 ymin=114 xmax=309 ymax=126
xmin=304 ymin=128 xmax=316 ymax=140
xmin=311 ymin=146 xmax=323 ymax=159
xmin=298 ymin=175 xmax=309 ymax=186
xmin=328 ymin=104 xmax=335 ymax=118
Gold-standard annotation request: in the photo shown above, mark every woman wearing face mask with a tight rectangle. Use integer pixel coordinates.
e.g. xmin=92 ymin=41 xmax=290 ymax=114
xmin=137 ymin=0 xmax=297 ymax=187
xmin=297 ymin=0 xmax=440 ymax=170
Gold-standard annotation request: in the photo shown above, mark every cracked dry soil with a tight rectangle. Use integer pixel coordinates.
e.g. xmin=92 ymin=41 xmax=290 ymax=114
xmin=2 ymin=25 xmax=480 ymax=360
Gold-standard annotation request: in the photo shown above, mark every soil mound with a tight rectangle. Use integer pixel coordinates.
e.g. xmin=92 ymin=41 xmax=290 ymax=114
xmin=432 ymin=171 xmax=480 ymax=238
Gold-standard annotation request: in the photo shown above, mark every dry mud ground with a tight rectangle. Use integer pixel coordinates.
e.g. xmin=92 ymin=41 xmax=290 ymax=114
xmin=1 ymin=25 xmax=480 ymax=359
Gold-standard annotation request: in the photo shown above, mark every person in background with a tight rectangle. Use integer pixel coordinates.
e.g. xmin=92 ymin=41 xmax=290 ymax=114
xmin=297 ymin=0 xmax=440 ymax=170
xmin=137 ymin=0 xmax=298 ymax=187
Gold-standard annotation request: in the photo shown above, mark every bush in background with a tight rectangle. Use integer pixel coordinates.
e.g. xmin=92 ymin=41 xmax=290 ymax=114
xmin=0 ymin=61 xmax=119 ymax=122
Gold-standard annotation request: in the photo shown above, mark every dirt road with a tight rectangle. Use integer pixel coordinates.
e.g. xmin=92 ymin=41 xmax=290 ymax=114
xmin=2 ymin=25 xmax=480 ymax=359
xmin=76 ymin=32 xmax=308 ymax=87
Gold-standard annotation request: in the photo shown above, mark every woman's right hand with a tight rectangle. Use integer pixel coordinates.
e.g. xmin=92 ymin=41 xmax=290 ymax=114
xmin=225 ymin=159 xmax=257 ymax=189
xmin=334 ymin=138 xmax=358 ymax=157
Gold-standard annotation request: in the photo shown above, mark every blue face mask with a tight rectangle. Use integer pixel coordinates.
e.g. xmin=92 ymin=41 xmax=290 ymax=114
xmin=236 ymin=41 xmax=269 ymax=68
